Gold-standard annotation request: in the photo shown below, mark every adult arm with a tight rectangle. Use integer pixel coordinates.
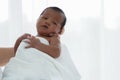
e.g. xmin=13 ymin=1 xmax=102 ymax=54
xmin=0 ymin=47 xmax=14 ymax=66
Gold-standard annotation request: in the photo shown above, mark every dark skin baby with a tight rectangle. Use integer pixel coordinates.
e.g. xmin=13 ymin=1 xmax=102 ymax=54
xmin=14 ymin=8 xmax=65 ymax=58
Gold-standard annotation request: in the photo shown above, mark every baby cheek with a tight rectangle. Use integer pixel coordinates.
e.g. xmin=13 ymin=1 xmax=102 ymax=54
xmin=53 ymin=28 xmax=60 ymax=34
xmin=56 ymin=26 xmax=61 ymax=32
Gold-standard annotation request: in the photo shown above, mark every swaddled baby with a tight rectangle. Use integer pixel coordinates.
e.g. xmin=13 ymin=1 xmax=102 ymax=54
xmin=2 ymin=37 xmax=80 ymax=80
xmin=2 ymin=37 xmax=51 ymax=80
xmin=1 ymin=6 xmax=81 ymax=80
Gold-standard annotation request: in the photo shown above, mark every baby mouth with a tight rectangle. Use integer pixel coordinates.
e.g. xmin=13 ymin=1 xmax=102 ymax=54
xmin=42 ymin=25 xmax=48 ymax=29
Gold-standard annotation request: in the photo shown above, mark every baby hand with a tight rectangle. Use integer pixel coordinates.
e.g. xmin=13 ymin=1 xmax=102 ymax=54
xmin=24 ymin=36 xmax=41 ymax=48
xmin=20 ymin=33 xmax=31 ymax=40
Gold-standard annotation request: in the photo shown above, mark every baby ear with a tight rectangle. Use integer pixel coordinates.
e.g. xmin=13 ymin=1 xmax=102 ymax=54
xmin=59 ymin=28 xmax=65 ymax=35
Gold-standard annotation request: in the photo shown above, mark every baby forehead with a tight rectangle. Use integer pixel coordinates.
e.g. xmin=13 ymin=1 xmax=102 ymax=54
xmin=42 ymin=9 xmax=64 ymax=21
xmin=42 ymin=8 xmax=63 ymax=16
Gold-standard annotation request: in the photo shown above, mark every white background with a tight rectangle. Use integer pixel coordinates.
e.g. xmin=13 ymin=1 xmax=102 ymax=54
xmin=0 ymin=0 xmax=120 ymax=80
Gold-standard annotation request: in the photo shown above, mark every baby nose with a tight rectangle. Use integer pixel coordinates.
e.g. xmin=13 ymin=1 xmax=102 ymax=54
xmin=45 ymin=20 xmax=51 ymax=26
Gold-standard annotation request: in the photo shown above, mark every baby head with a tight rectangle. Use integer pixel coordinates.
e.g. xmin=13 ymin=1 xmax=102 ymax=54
xmin=36 ymin=6 xmax=66 ymax=37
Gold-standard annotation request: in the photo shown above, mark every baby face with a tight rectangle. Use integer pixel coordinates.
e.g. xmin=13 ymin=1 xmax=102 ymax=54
xmin=36 ymin=8 xmax=64 ymax=37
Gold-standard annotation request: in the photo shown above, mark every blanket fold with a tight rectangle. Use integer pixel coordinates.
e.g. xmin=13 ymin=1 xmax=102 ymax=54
xmin=1 ymin=37 xmax=80 ymax=80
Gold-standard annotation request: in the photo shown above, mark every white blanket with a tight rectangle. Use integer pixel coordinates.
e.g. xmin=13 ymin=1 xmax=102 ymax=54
xmin=0 ymin=68 xmax=2 ymax=79
xmin=1 ymin=37 xmax=80 ymax=80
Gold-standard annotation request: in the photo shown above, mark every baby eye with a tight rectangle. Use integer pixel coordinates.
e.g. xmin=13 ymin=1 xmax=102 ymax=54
xmin=44 ymin=17 xmax=48 ymax=20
